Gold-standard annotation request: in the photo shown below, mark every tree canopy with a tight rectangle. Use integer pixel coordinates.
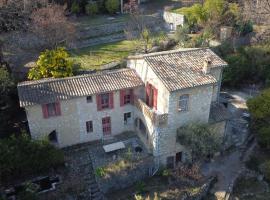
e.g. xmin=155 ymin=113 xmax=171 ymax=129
xmin=247 ymin=88 xmax=270 ymax=149
xmin=177 ymin=123 xmax=222 ymax=162
xmin=176 ymin=0 xmax=240 ymax=29
xmin=0 ymin=66 xmax=13 ymax=103
xmin=28 ymin=47 xmax=74 ymax=80
xmin=0 ymin=134 xmax=64 ymax=185
xmin=221 ymin=43 xmax=270 ymax=87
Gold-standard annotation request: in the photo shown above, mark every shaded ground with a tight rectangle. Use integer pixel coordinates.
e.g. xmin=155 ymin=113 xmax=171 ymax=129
xmin=106 ymin=175 xmax=205 ymax=200
xmin=231 ymin=177 xmax=270 ymax=200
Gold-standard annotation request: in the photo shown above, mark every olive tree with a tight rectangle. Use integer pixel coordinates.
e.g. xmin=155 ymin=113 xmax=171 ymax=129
xmin=177 ymin=123 xmax=222 ymax=162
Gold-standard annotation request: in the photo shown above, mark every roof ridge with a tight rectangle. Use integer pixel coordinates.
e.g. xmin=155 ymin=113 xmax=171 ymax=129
xmin=18 ymin=68 xmax=132 ymax=86
xmin=128 ymin=48 xmax=208 ymax=59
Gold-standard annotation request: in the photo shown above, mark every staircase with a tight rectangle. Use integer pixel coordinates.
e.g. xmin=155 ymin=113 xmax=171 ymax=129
xmin=86 ymin=152 xmax=105 ymax=200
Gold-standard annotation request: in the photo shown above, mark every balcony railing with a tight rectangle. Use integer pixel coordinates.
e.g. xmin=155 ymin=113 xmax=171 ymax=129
xmin=134 ymin=98 xmax=168 ymax=126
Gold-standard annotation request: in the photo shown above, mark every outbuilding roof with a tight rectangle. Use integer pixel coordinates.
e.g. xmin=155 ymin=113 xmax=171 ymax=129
xmin=129 ymin=48 xmax=227 ymax=91
xmin=18 ymin=68 xmax=144 ymax=107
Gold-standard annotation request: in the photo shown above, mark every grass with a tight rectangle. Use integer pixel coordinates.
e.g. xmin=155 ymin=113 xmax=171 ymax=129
xmin=70 ymin=33 xmax=168 ymax=70
xmin=73 ymin=14 xmax=130 ymax=28
xmin=70 ymin=40 xmax=140 ymax=70
xmin=104 ymin=159 xmax=132 ymax=174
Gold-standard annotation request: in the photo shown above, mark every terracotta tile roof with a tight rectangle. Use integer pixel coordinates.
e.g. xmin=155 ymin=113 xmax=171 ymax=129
xmin=18 ymin=69 xmax=144 ymax=107
xmin=130 ymin=48 xmax=227 ymax=91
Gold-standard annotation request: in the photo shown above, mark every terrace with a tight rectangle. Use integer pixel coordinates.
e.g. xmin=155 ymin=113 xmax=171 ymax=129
xmin=134 ymin=98 xmax=169 ymax=126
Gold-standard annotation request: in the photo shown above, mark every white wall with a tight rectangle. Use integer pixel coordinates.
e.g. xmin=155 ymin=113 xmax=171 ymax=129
xmin=26 ymin=87 xmax=143 ymax=147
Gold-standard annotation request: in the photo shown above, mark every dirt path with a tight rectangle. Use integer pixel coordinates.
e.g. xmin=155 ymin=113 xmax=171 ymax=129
xmin=201 ymin=140 xmax=257 ymax=200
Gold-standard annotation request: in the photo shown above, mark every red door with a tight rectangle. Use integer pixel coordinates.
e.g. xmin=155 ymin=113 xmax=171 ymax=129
xmin=102 ymin=117 xmax=111 ymax=135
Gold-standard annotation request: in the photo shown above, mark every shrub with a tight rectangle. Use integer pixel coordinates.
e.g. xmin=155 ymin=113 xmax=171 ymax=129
xmin=260 ymin=160 xmax=270 ymax=181
xmin=135 ymin=181 xmax=146 ymax=194
xmin=245 ymin=155 xmax=261 ymax=171
xmin=236 ymin=20 xmax=253 ymax=36
xmin=85 ymin=2 xmax=99 ymax=15
xmin=105 ymin=0 xmax=119 ymax=14
xmin=95 ymin=167 xmax=106 ymax=177
xmin=71 ymin=2 xmax=80 ymax=14
xmin=0 ymin=134 xmax=64 ymax=185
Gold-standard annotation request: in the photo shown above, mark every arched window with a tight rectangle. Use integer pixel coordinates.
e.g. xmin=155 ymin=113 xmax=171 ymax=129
xmin=179 ymin=94 xmax=189 ymax=112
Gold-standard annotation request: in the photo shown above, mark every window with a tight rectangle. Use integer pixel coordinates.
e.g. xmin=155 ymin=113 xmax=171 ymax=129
xmin=124 ymin=90 xmax=132 ymax=104
xmin=124 ymin=112 xmax=131 ymax=125
xmin=97 ymin=93 xmax=114 ymax=110
xmin=179 ymin=94 xmax=189 ymax=112
xmin=86 ymin=96 xmax=92 ymax=103
xmin=86 ymin=121 xmax=93 ymax=133
xmin=102 ymin=117 xmax=111 ymax=135
xmin=120 ymin=89 xmax=133 ymax=106
xmin=42 ymin=102 xmax=61 ymax=118
xmin=47 ymin=103 xmax=57 ymax=116
xmin=101 ymin=93 xmax=110 ymax=109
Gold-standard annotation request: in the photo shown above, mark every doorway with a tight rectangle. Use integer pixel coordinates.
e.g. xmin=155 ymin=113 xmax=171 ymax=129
xmin=175 ymin=152 xmax=182 ymax=165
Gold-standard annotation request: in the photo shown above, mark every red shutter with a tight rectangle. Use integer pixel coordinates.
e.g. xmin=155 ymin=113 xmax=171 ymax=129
xmin=109 ymin=92 xmax=114 ymax=109
xmin=96 ymin=94 xmax=102 ymax=111
xmin=130 ymin=89 xmax=134 ymax=104
xmin=42 ymin=104 xmax=49 ymax=119
xmin=153 ymin=87 xmax=158 ymax=110
xmin=146 ymin=83 xmax=151 ymax=105
xmin=55 ymin=101 xmax=61 ymax=116
xmin=120 ymin=90 xmax=125 ymax=107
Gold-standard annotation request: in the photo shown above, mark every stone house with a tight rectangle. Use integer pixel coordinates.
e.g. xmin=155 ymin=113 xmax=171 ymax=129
xmin=163 ymin=11 xmax=185 ymax=31
xmin=17 ymin=48 xmax=227 ymax=167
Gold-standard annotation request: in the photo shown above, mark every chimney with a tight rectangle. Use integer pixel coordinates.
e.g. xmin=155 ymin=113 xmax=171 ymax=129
xmin=203 ymin=56 xmax=212 ymax=74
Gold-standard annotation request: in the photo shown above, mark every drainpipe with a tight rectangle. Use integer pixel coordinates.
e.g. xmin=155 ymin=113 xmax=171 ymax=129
xmin=217 ymin=68 xmax=224 ymax=103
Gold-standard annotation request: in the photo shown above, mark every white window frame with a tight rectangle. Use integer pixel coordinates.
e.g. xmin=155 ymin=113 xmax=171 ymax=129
xmin=178 ymin=94 xmax=189 ymax=112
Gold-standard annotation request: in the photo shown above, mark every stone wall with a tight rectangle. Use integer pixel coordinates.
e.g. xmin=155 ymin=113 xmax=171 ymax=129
xmin=163 ymin=11 xmax=184 ymax=31
xmin=26 ymin=87 xmax=143 ymax=147
xmin=96 ymin=157 xmax=154 ymax=193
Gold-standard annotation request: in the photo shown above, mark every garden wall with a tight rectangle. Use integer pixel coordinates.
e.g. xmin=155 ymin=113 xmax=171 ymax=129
xmin=96 ymin=157 xmax=154 ymax=193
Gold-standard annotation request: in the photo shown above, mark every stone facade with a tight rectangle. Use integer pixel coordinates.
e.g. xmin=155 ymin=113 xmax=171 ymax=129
xmin=22 ymin=48 xmax=227 ymax=168
xmin=163 ymin=11 xmax=185 ymax=31
xmin=26 ymin=87 xmax=142 ymax=147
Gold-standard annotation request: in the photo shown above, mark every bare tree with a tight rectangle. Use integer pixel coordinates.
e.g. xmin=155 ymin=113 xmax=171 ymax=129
xmin=124 ymin=2 xmax=152 ymax=53
xmin=242 ymin=0 xmax=270 ymax=23
xmin=30 ymin=3 xmax=76 ymax=49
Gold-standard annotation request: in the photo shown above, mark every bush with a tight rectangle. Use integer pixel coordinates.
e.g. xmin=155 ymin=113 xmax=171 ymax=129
xmin=71 ymin=2 xmax=80 ymax=14
xmin=260 ymin=160 xmax=270 ymax=181
xmin=245 ymin=155 xmax=261 ymax=171
xmin=95 ymin=167 xmax=106 ymax=177
xmin=105 ymin=0 xmax=119 ymax=14
xmin=0 ymin=134 xmax=64 ymax=185
xmin=85 ymin=2 xmax=99 ymax=15
xmin=236 ymin=20 xmax=253 ymax=36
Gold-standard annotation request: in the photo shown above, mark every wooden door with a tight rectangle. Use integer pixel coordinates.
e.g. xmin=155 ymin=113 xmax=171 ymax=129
xmin=102 ymin=117 xmax=111 ymax=135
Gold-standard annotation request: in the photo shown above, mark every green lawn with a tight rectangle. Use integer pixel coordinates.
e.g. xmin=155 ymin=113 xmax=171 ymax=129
xmin=70 ymin=40 xmax=140 ymax=70
xmin=70 ymin=33 xmax=167 ymax=70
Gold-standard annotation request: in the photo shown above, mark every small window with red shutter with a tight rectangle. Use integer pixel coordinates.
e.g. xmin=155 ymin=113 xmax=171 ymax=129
xmin=97 ymin=92 xmax=114 ymax=110
xmin=42 ymin=102 xmax=61 ymax=118
xmin=120 ymin=89 xmax=134 ymax=106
